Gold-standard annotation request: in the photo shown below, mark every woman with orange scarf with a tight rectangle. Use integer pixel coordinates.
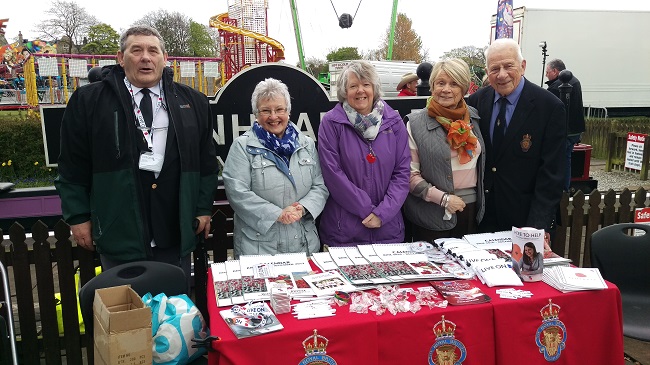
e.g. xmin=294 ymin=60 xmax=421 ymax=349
xmin=403 ymin=59 xmax=486 ymax=241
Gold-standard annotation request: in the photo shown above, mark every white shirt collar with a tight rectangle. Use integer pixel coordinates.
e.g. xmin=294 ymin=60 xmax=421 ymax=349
xmin=130 ymin=82 xmax=161 ymax=97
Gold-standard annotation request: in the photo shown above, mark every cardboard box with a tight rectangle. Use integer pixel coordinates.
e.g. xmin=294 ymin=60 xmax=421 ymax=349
xmin=93 ymin=285 xmax=152 ymax=365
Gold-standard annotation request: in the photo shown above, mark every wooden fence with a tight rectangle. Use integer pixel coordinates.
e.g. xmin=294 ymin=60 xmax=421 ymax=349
xmin=1 ymin=187 xmax=648 ymax=364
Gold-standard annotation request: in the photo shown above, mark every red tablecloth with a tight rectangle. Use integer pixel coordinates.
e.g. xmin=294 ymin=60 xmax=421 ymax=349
xmin=206 ymin=271 xmax=623 ymax=365
xmin=482 ymin=280 xmax=624 ymax=365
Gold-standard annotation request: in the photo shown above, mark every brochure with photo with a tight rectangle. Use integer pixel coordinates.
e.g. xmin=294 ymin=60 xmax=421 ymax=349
xmin=431 ymin=280 xmax=491 ymax=305
xmin=211 ymin=262 xmax=232 ymax=307
xmin=343 ymin=246 xmax=391 ymax=284
xmin=327 ymin=247 xmax=374 ymax=285
xmin=511 ymin=227 xmax=545 ymax=282
xmin=220 ymin=302 xmax=284 ymax=339
xmin=302 ymin=270 xmax=357 ymax=297
xmin=289 ymin=271 xmax=319 ymax=298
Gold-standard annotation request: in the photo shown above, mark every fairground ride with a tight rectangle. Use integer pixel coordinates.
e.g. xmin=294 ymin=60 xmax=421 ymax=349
xmin=209 ymin=8 xmax=285 ymax=85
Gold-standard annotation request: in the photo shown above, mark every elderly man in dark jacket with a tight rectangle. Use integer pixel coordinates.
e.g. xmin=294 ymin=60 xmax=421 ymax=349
xmin=55 ymin=26 xmax=218 ymax=283
xmin=467 ymin=39 xmax=565 ymax=234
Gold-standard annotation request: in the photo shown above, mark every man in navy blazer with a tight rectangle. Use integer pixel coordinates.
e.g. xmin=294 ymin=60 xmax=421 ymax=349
xmin=467 ymin=38 xmax=565 ymax=233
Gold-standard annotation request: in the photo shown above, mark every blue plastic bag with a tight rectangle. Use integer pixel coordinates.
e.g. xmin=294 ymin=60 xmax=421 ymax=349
xmin=142 ymin=292 xmax=209 ymax=365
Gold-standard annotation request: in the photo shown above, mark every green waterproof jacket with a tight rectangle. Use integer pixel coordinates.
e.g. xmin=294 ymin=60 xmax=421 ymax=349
xmin=55 ymin=65 xmax=218 ymax=261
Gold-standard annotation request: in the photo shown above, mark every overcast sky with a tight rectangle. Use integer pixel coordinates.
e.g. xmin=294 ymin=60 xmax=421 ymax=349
xmin=4 ymin=0 xmax=650 ymax=64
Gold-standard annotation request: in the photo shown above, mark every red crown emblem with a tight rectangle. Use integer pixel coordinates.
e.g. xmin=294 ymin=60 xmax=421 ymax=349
xmin=302 ymin=329 xmax=329 ymax=356
xmin=433 ymin=315 xmax=457 ymax=339
xmin=540 ymin=299 xmax=561 ymax=321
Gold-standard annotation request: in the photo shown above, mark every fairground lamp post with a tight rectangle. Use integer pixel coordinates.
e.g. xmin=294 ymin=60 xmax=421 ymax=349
xmin=539 ymin=41 xmax=548 ymax=86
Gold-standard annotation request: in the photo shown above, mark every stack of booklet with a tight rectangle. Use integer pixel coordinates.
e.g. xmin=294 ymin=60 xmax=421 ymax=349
xmin=542 ymin=266 xmax=608 ymax=293
xmin=314 ymin=243 xmax=459 ymax=285
xmin=211 ymin=253 xmax=316 ymax=306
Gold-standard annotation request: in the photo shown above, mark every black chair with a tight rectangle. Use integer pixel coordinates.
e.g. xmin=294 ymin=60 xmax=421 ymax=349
xmin=79 ymin=261 xmax=209 ymax=364
xmin=591 ymin=223 xmax=650 ymax=342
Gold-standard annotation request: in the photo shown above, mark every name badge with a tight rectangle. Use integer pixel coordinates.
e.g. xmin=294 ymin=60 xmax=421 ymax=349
xmin=139 ymin=152 xmax=164 ymax=173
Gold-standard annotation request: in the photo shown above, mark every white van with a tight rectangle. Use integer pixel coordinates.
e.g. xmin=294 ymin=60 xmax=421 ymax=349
xmin=328 ymin=60 xmax=418 ymax=99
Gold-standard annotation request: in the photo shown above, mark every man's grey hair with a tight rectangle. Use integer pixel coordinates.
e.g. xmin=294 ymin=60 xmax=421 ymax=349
xmin=251 ymin=78 xmax=292 ymax=115
xmin=336 ymin=60 xmax=382 ymax=106
xmin=485 ymin=38 xmax=524 ymax=64
xmin=547 ymin=59 xmax=566 ymax=71
xmin=119 ymin=25 xmax=166 ymax=54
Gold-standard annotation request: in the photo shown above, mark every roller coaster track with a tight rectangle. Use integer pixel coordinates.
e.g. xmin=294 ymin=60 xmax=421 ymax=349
xmin=209 ymin=13 xmax=285 ymax=60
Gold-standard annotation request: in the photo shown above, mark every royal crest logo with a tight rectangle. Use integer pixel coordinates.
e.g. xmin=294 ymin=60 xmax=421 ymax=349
xmin=535 ymin=299 xmax=567 ymax=361
xmin=297 ymin=329 xmax=338 ymax=365
xmin=520 ymin=134 xmax=532 ymax=152
xmin=428 ymin=315 xmax=467 ymax=365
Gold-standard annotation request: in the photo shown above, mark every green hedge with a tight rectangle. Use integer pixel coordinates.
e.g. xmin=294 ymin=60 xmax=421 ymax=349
xmin=0 ymin=111 xmax=58 ymax=187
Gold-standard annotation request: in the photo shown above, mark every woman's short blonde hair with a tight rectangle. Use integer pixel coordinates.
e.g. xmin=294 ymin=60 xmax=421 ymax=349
xmin=429 ymin=58 xmax=471 ymax=95
xmin=336 ymin=60 xmax=382 ymax=106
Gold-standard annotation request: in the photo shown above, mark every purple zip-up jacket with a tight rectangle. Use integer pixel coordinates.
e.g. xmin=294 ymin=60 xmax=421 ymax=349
xmin=318 ymin=101 xmax=411 ymax=246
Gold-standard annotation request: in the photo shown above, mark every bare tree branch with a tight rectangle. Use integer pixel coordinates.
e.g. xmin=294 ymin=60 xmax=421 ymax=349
xmin=40 ymin=0 xmax=98 ymax=53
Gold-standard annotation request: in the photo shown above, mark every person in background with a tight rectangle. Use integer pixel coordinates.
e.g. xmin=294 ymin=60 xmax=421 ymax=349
xmin=397 ymin=72 xmax=418 ymax=97
xmin=481 ymin=74 xmax=491 ymax=89
xmin=318 ymin=60 xmax=410 ymax=247
xmin=55 ymin=26 xmax=218 ymax=285
xmin=222 ymin=78 xmax=328 ymax=258
xmin=545 ymin=58 xmax=585 ymax=192
xmin=403 ymin=59 xmax=485 ymax=241
xmin=467 ymin=38 xmax=565 ymax=235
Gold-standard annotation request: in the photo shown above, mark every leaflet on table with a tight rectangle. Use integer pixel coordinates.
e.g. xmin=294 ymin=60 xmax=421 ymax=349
xmin=239 ymin=255 xmax=271 ymax=301
xmin=543 ymin=250 xmax=572 ymax=266
xmin=301 ymin=270 xmax=358 ymax=296
xmin=511 ymin=227 xmax=545 ymax=282
xmin=414 ymin=241 xmax=453 ymax=263
xmin=471 ymin=259 xmax=523 ymax=287
xmin=224 ymin=259 xmax=246 ymax=305
xmin=289 ymin=270 xmax=319 ymax=298
xmin=239 ymin=253 xmax=313 ymax=301
xmin=543 ymin=266 xmax=607 ymax=293
xmin=211 ymin=262 xmax=232 ymax=307
xmin=327 ymin=247 xmax=374 ymax=285
xmin=356 ymin=245 xmax=398 ymax=282
xmin=311 ymin=251 xmax=340 ymax=272
xmin=370 ymin=243 xmax=449 ymax=280
xmin=368 ymin=243 xmax=424 ymax=280
xmin=220 ymin=302 xmax=284 ymax=339
xmin=430 ymin=280 xmax=491 ymax=305
xmin=485 ymin=245 xmax=570 ymax=266
xmin=343 ymin=246 xmax=392 ymax=284
xmin=463 ymin=231 xmax=512 ymax=250
xmin=456 ymin=250 xmax=500 ymax=270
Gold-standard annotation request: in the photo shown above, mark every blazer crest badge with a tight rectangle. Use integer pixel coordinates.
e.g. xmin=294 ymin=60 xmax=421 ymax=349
xmin=535 ymin=299 xmax=567 ymax=361
xmin=429 ymin=315 xmax=467 ymax=365
xmin=520 ymin=134 xmax=532 ymax=152
xmin=298 ymin=329 xmax=338 ymax=365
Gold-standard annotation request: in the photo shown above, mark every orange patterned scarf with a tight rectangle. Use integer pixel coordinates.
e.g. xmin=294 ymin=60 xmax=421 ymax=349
xmin=426 ymin=97 xmax=478 ymax=164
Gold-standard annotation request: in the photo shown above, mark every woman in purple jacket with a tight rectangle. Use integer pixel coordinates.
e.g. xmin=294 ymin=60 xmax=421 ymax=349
xmin=318 ymin=61 xmax=411 ymax=247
